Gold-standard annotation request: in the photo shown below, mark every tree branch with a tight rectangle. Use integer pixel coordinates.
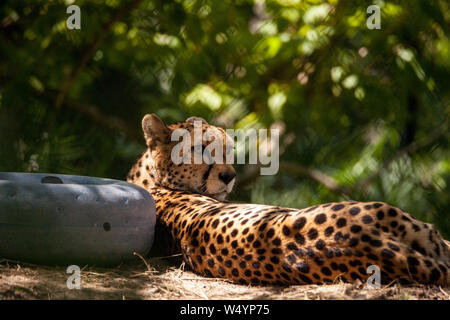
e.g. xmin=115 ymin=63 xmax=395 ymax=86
xmin=356 ymin=120 xmax=449 ymax=191
xmin=238 ymin=161 xmax=350 ymax=197
xmin=55 ymin=0 xmax=143 ymax=108
xmin=38 ymin=89 xmax=142 ymax=142
xmin=279 ymin=161 xmax=350 ymax=195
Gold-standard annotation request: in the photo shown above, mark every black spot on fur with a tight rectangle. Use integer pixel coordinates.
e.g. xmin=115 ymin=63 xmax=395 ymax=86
xmin=308 ymin=228 xmax=319 ymax=240
xmin=339 ymin=264 xmax=348 ymax=272
xmin=282 ymin=226 xmax=291 ymax=236
xmin=336 ymin=218 xmax=347 ymax=228
xmin=298 ymin=274 xmax=313 ymax=284
xmin=331 ymin=204 xmax=345 ymax=211
xmin=349 ymin=238 xmax=359 ymax=247
xmin=315 ymin=239 xmax=326 ymax=250
xmin=381 ymin=248 xmax=396 ymax=259
xmin=376 ymin=211 xmax=384 ymax=220
xmin=407 ymin=256 xmax=420 ymax=266
xmin=388 ymin=208 xmax=398 ymax=217
xmin=296 ymin=262 xmax=310 ymax=273
xmin=272 ymin=237 xmax=281 ymax=246
xmin=287 ymin=255 xmax=296 ymax=264
xmin=306 ymin=248 xmax=316 ymax=257
xmin=362 ymin=215 xmax=374 ymax=224
xmin=293 ymin=217 xmax=307 ymax=230
xmin=430 ymin=268 xmax=441 ymax=282
xmin=324 ymin=226 xmax=334 ymax=237
xmin=334 ymin=231 xmax=344 ymax=242
xmin=314 ymin=213 xmax=327 ymax=224
xmin=295 ymin=234 xmax=305 ymax=245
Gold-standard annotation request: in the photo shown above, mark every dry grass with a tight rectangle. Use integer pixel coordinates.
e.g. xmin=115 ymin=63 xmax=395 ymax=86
xmin=0 ymin=257 xmax=449 ymax=300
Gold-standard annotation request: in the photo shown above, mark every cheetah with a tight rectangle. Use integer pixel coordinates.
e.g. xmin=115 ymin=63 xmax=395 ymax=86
xmin=127 ymin=114 xmax=450 ymax=286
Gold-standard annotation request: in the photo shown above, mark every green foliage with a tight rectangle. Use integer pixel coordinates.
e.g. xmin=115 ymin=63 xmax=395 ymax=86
xmin=0 ymin=0 xmax=449 ymax=236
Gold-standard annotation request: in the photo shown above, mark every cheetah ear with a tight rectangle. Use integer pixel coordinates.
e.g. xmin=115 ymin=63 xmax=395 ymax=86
xmin=142 ymin=114 xmax=170 ymax=144
xmin=186 ymin=116 xmax=208 ymax=125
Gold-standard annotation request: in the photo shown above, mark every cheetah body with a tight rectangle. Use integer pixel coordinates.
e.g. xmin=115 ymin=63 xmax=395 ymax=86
xmin=128 ymin=114 xmax=450 ymax=286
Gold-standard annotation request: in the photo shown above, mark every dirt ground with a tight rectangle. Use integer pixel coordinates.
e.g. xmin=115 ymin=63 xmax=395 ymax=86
xmin=0 ymin=256 xmax=449 ymax=300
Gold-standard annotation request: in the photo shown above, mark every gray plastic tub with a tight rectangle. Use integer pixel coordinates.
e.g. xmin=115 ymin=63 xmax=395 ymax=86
xmin=0 ymin=172 xmax=156 ymax=266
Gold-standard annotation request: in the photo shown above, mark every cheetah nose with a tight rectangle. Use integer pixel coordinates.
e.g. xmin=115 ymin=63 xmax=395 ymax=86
xmin=219 ymin=171 xmax=236 ymax=185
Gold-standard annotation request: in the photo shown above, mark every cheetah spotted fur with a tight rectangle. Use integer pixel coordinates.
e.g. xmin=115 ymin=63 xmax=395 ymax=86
xmin=128 ymin=114 xmax=450 ymax=286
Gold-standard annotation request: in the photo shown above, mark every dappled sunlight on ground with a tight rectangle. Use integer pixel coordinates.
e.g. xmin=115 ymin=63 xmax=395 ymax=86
xmin=0 ymin=258 xmax=448 ymax=300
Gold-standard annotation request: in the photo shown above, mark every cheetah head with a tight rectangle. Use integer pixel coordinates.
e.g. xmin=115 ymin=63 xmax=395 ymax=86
xmin=140 ymin=114 xmax=236 ymax=201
